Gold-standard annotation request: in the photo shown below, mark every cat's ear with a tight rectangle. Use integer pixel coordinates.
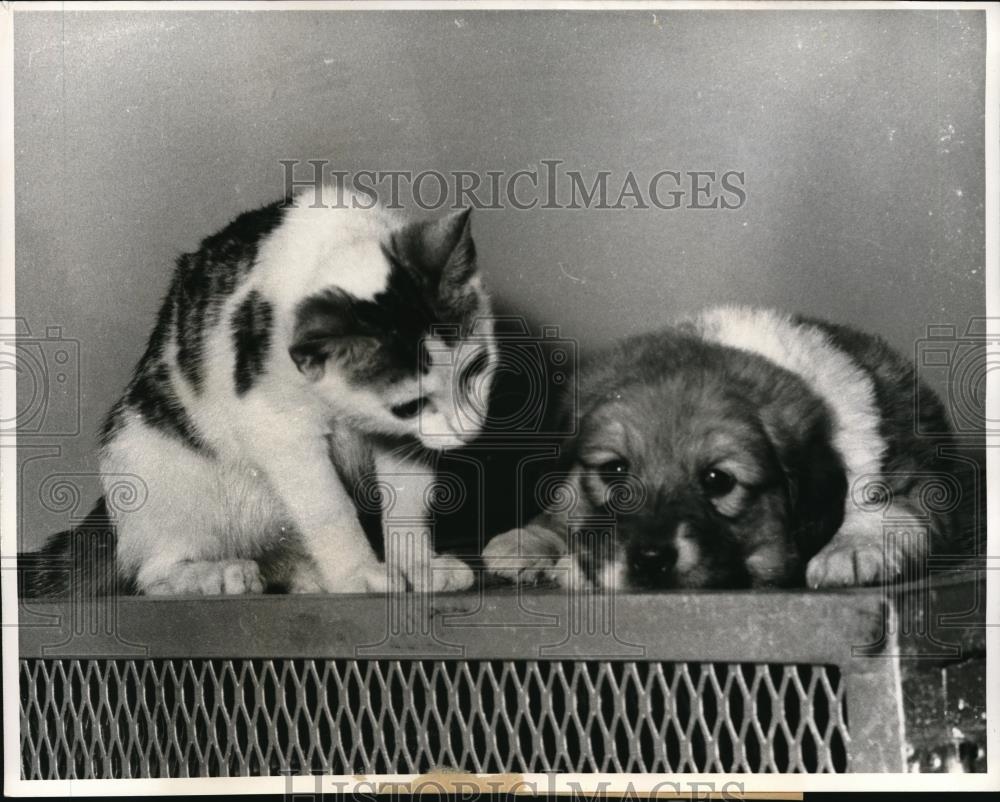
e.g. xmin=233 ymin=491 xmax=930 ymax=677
xmin=288 ymin=290 xmax=358 ymax=381
xmin=390 ymin=208 xmax=476 ymax=284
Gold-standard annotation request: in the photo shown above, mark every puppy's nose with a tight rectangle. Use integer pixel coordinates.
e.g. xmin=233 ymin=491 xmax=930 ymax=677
xmin=628 ymin=541 xmax=679 ymax=589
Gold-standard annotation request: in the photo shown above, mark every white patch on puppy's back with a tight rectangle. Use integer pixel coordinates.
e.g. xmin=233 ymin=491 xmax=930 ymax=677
xmin=691 ymin=305 xmax=886 ymax=539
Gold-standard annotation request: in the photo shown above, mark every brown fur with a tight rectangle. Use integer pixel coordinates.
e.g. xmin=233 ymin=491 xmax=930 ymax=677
xmin=485 ymin=330 xmax=848 ymax=590
xmin=483 ymin=312 xmax=977 ymax=590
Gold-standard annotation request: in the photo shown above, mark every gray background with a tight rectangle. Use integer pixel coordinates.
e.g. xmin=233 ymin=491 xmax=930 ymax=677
xmin=14 ymin=9 xmax=986 ymax=550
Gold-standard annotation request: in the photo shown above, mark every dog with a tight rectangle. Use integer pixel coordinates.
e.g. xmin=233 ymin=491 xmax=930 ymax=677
xmin=482 ymin=307 xmax=973 ymax=590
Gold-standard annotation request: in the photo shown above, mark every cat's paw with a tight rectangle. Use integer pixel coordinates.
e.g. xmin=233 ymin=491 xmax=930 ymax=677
xmin=806 ymin=532 xmax=905 ymax=588
xmin=289 ymin=559 xmax=405 ymax=593
xmin=288 ymin=562 xmax=325 ymax=594
xmin=358 ymin=561 xmax=409 ymax=593
xmin=483 ymin=529 xmax=565 ymax=585
xmin=145 ymin=559 xmax=264 ymax=595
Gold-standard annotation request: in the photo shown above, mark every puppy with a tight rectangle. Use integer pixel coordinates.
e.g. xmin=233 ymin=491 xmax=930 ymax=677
xmin=483 ymin=307 xmax=970 ymax=589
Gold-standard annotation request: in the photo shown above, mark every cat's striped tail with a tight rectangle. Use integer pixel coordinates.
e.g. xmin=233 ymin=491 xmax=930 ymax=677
xmin=17 ymin=498 xmax=138 ymax=598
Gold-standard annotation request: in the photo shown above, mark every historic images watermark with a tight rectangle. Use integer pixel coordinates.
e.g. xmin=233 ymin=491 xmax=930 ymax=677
xmin=0 ymin=318 xmax=81 ymax=439
xmin=279 ymin=159 xmax=748 ymax=211
xmin=282 ymin=773 xmax=748 ymax=800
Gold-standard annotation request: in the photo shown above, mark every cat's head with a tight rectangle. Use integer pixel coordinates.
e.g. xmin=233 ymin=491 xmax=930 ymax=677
xmin=288 ymin=207 xmax=497 ymax=449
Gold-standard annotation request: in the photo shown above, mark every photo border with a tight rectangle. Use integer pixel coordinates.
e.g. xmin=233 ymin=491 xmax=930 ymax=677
xmin=1 ymin=0 xmax=997 ymax=795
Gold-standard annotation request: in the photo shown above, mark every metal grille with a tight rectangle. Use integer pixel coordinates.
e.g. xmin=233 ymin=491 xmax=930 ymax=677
xmin=20 ymin=658 xmax=848 ymax=778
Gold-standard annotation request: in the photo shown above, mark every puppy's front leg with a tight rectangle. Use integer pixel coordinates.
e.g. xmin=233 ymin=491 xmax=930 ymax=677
xmin=806 ymin=501 xmax=925 ymax=588
xmin=483 ymin=513 xmax=590 ymax=589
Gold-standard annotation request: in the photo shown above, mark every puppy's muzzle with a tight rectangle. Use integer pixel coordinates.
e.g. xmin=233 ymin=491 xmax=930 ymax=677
xmin=622 ymin=495 xmax=708 ymax=590
xmin=627 ymin=538 xmax=680 ymax=588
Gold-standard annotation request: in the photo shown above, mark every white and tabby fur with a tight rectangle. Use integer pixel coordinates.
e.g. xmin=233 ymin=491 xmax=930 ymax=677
xmin=97 ymin=187 xmax=497 ymax=595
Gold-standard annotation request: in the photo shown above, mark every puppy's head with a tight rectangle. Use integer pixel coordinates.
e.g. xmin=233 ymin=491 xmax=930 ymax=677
xmin=567 ymin=341 xmax=846 ymax=590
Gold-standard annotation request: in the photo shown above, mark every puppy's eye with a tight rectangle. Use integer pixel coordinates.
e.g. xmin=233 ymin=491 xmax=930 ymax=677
xmin=700 ymin=467 xmax=736 ymax=497
xmin=390 ymin=397 xmax=429 ymax=419
xmin=598 ymin=459 xmax=630 ymax=477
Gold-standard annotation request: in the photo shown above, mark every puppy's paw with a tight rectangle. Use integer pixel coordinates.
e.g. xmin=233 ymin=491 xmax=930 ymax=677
xmin=806 ymin=534 xmax=905 ymax=588
xmin=145 ymin=559 xmax=263 ymax=595
xmin=407 ymin=555 xmax=475 ymax=593
xmin=483 ymin=528 xmax=566 ymax=586
xmin=553 ymin=553 xmax=593 ymax=591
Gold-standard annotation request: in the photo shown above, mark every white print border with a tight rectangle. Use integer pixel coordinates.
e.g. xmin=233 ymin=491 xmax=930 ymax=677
xmin=1 ymin=1 xmax=997 ymax=797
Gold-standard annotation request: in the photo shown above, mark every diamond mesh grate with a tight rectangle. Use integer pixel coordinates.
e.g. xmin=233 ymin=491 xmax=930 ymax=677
xmin=20 ymin=658 xmax=848 ymax=778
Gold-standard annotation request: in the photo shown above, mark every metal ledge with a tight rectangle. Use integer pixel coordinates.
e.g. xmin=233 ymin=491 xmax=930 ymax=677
xmin=16 ymin=572 xmax=984 ymax=662
xmin=15 ymin=572 xmax=987 ymax=774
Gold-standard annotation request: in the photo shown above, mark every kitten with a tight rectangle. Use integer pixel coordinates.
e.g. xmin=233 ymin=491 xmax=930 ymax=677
xmin=28 ymin=186 xmax=497 ymax=595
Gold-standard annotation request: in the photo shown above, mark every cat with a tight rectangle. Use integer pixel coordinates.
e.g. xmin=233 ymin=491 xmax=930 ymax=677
xmin=26 ymin=186 xmax=497 ymax=596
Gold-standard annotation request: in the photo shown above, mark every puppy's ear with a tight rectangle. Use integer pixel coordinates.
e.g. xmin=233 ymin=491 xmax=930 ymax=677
xmin=760 ymin=399 xmax=847 ymax=562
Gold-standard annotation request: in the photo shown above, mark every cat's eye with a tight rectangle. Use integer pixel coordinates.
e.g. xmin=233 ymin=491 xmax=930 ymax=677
xmin=390 ymin=396 xmax=429 ymax=420
xmin=700 ymin=467 xmax=736 ymax=497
